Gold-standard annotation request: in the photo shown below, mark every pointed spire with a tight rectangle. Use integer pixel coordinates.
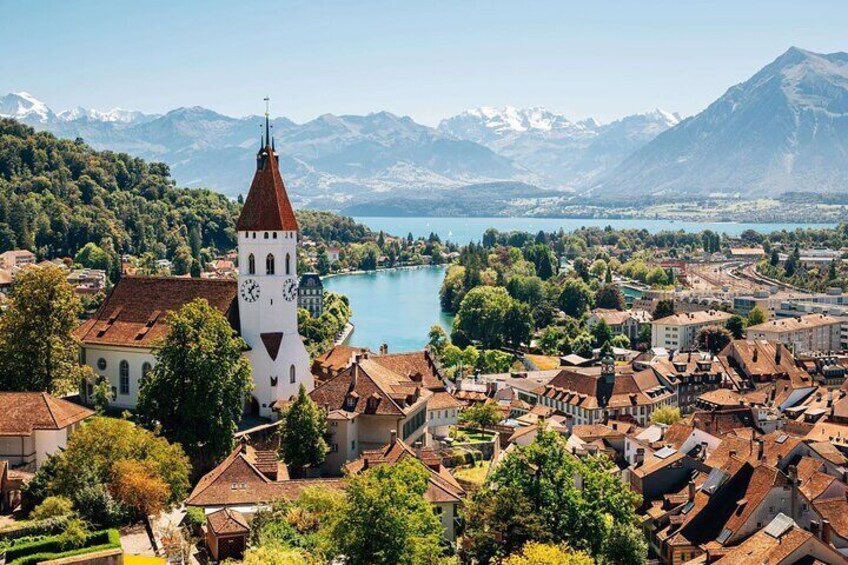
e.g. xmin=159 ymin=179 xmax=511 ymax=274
xmin=264 ymin=96 xmax=271 ymax=148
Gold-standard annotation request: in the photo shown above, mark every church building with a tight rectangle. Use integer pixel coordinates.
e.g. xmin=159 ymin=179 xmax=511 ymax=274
xmin=76 ymin=109 xmax=312 ymax=418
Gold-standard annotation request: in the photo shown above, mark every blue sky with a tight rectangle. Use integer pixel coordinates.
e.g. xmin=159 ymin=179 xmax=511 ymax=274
xmin=1 ymin=0 xmax=845 ymax=125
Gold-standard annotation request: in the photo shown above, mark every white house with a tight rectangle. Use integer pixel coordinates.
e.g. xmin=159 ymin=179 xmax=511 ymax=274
xmin=0 ymin=392 xmax=94 ymax=470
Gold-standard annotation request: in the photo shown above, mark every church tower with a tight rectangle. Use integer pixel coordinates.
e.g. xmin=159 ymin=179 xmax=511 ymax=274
xmin=236 ymin=102 xmax=312 ymax=417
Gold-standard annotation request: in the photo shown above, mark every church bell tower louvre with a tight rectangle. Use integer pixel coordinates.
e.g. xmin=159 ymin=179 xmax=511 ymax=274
xmin=236 ymin=97 xmax=312 ymax=418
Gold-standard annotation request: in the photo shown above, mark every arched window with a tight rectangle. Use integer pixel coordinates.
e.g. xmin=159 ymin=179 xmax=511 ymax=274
xmin=290 ymin=365 xmax=296 ymax=384
xmin=142 ymin=362 xmax=152 ymax=381
xmin=273 ymin=232 xmax=278 ymax=239
xmin=266 ymin=254 xmax=275 ymax=275
xmin=119 ymin=360 xmax=130 ymax=395
xmin=248 ymin=254 xmax=255 ymax=275
xmin=285 ymin=253 xmax=291 ymax=275
xmin=264 ymin=232 xmax=269 ymax=239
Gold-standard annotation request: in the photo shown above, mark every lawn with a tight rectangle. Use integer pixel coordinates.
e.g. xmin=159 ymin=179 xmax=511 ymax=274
xmin=453 ymin=461 xmax=489 ymax=485
xmin=452 ymin=428 xmax=496 ymax=444
xmin=525 ymin=354 xmax=561 ymax=370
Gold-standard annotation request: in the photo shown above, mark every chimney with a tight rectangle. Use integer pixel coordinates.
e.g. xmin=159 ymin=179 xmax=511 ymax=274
xmin=756 ymin=439 xmax=764 ymax=461
xmin=753 ymin=349 xmax=758 ymax=363
xmin=390 ymin=429 xmax=397 ymax=444
xmin=636 ymin=448 xmax=645 ymax=465
xmin=823 ymin=519 xmax=833 ymax=545
xmin=567 ymin=416 xmax=574 ymax=437
xmin=775 ymin=346 xmax=782 ymax=365
xmin=729 ymin=449 xmax=737 ymax=458
xmin=688 ymin=481 xmax=696 ymax=502
xmin=827 ymin=388 xmax=833 ymax=407
xmin=811 ymin=520 xmax=820 ymax=538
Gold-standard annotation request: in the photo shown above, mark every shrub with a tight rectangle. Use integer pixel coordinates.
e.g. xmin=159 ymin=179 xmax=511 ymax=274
xmin=0 ymin=516 xmax=69 ymax=541
xmin=185 ymin=507 xmax=206 ymax=529
xmin=31 ymin=496 xmax=74 ymax=521
xmin=5 ymin=529 xmax=119 ymax=565
xmin=58 ymin=519 xmax=88 ymax=551
xmin=71 ymin=483 xmax=128 ymax=528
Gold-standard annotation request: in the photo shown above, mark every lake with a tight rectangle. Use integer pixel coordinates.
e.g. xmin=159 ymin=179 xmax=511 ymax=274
xmin=323 ymin=266 xmax=453 ymax=352
xmin=328 ymin=216 xmax=838 ymax=352
xmin=353 ymin=216 xmax=836 ymax=244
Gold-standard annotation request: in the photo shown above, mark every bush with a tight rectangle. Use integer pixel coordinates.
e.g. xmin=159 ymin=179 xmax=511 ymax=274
xmin=31 ymin=496 xmax=74 ymax=521
xmin=0 ymin=516 xmax=69 ymax=541
xmin=5 ymin=529 xmax=119 ymax=565
xmin=71 ymin=483 xmax=128 ymax=528
xmin=185 ymin=507 xmax=206 ymax=528
xmin=58 ymin=519 xmax=88 ymax=551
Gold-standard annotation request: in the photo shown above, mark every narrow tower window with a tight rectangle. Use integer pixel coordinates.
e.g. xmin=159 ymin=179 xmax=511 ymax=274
xmin=290 ymin=365 xmax=296 ymax=384
xmin=285 ymin=253 xmax=291 ymax=275
xmin=119 ymin=360 xmax=129 ymax=395
xmin=248 ymin=254 xmax=255 ymax=275
xmin=266 ymin=254 xmax=275 ymax=275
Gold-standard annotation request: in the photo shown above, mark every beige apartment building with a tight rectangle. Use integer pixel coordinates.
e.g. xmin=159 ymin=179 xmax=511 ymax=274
xmin=746 ymin=313 xmax=842 ymax=354
xmin=650 ymin=310 xmax=733 ymax=350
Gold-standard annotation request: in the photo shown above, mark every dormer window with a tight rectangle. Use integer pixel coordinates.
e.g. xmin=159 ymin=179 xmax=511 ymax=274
xmin=266 ymin=254 xmax=275 ymax=275
xmin=248 ymin=254 xmax=256 ymax=275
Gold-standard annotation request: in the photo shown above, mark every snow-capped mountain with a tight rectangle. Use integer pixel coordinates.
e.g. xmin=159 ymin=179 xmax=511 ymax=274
xmin=0 ymin=92 xmax=56 ymax=123
xmin=439 ymin=106 xmax=680 ymax=187
xmin=57 ymin=106 xmax=158 ymax=124
xmin=594 ymin=47 xmax=848 ymax=198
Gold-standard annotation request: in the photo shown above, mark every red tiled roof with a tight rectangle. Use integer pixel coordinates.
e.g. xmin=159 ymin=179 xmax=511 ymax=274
xmin=369 ymin=350 xmax=445 ymax=391
xmin=186 ymin=444 xmax=342 ymax=507
xmin=428 ymin=391 xmax=461 ymax=410
xmin=236 ymin=147 xmax=299 ymax=231
xmin=75 ymin=277 xmax=238 ymax=348
xmin=206 ymin=508 xmax=249 ymax=535
xmin=0 ymin=393 xmax=93 ymax=436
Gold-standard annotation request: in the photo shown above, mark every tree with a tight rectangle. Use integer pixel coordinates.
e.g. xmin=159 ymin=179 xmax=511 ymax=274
xmin=594 ymin=283 xmax=624 ymax=310
xmin=770 ymin=248 xmax=780 ymax=267
xmin=427 ymin=325 xmax=449 ymax=357
xmin=0 ymin=265 xmax=85 ymax=393
xmin=328 ymin=458 xmax=445 ymax=565
xmin=476 ymin=427 xmax=641 ymax=557
xmin=696 ymin=325 xmax=732 ymax=354
xmin=316 ymin=247 xmax=331 ymax=275
xmin=611 ymin=334 xmax=631 ymax=349
xmin=559 ymin=279 xmax=593 ymax=318
xmin=459 ymin=401 xmax=502 ymax=432
xmin=725 ymin=315 xmax=745 ymax=339
xmin=453 ymin=286 xmax=513 ymax=348
xmin=478 ymin=349 xmax=512 ymax=373
xmin=504 ymin=300 xmax=533 ymax=350
xmin=504 ymin=542 xmax=594 ymax=565
xmin=111 ymin=459 xmax=170 ymax=517
xmin=74 ymin=242 xmax=110 ymax=270
xmin=650 ymin=406 xmax=682 ymax=425
xmin=279 ymin=385 xmax=328 ymax=478
xmin=171 ymin=245 xmax=193 ymax=276
xmin=599 ymin=522 xmax=648 ymax=565
xmin=591 ymin=319 xmax=613 ymax=348
xmin=51 ymin=417 xmax=189 ymax=524
xmin=652 ymin=299 xmax=675 ymax=320
xmin=137 ymin=299 xmax=253 ymax=465
xmin=747 ymin=305 xmax=767 ymax=327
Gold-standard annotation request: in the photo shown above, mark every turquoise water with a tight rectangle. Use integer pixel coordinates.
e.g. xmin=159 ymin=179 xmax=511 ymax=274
xmin=323 ymin=266 xmax=453 ymax=352
xmin=353 ymin=216 xmax=836 ymax=244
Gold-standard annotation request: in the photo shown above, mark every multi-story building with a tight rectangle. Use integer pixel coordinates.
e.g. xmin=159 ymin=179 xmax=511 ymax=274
xmin=586 ymin=308 xmax=652 ymax=342
xmin=651 ymin=310 xmax=733 ymax=350
xmin=298 ymin=273 xmax=324 ymax=317
xmin=747 ymin=313 xmax=842 ymax=354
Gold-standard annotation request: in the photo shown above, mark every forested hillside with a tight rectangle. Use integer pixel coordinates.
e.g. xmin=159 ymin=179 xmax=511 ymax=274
xmin=0 ymin=119 xmax=374 ymax=267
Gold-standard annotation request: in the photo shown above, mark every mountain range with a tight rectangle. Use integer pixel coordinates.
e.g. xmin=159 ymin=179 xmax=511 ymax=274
xmin=2 ymin=47 xmax=847 ymax=213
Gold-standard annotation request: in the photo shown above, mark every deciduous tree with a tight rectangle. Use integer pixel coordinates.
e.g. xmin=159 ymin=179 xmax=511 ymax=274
xmin=137 ymin=299 xmax=253 ymax=465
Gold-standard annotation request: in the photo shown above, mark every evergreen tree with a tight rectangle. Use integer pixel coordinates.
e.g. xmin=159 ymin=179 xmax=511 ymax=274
xmin=725 ymin=315 xmax=745 ymax=339
xmin=279 ymin=385 xmax=328 ymax=478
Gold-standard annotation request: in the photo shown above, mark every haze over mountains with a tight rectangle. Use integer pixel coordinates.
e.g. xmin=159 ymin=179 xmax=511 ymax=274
xmin=2 ymin=47 xmax=847 ymax=214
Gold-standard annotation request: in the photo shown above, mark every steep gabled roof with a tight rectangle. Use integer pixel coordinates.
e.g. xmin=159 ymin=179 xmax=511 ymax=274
xmin=236 ymin=146 xmax=298 ymax=232
xmin=0 ymin=393 xmax=93 ymax=436
xmin=75 ymin=276 xmax=238 ymax=348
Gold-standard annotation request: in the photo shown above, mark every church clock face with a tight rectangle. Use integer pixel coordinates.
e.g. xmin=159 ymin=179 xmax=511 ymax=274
xmin=240 ymin=278 xmax=260 ymax=303
xmin=282 ymin=278 xmax=298 ymax=302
